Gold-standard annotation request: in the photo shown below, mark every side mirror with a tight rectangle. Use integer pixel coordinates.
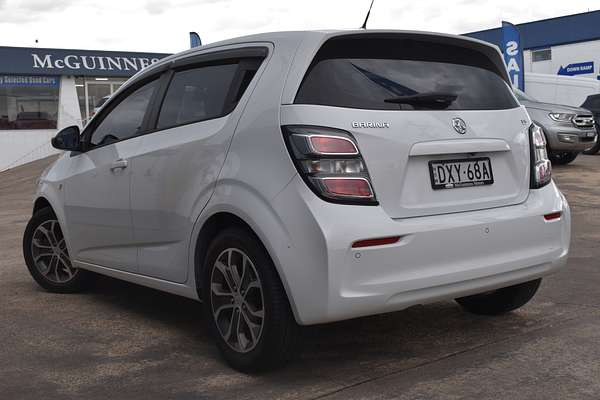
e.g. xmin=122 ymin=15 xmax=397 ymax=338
xmin=51 ymin=126 xmax=81 ymax=151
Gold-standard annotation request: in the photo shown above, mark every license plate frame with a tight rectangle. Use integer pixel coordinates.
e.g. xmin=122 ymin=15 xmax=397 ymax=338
xmin=428 ymin=157 xmax=494 ymax=190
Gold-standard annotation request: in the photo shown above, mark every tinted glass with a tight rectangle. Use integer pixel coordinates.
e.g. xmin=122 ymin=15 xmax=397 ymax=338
xmin=582 ymin=95 xmax=600 ymax=111
xmin=295 ymin=38 xmax=518 ymax=111
xmin=157 ymin=63 xmax=238 ymax=129
xmin=0 ymin=75 xmax=59 ymax=130
xmin=90 ymin=80 xmax=157 ymax=146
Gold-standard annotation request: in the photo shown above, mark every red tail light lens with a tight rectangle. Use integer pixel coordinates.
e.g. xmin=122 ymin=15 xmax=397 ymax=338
xmin=530 ymin=124 xmax=552 ymax=189
xmin=321 ymin=178 xmax=373 ymax=197
xmin=352 ymin=236 xmax=401 ymax=248
xmin=282 ymin=125 xmax=377 ymax=205
xmin=309 ymin=135 xmax=358 ymax=155
xmin=544 ymin=211 xmax=562 ymax=221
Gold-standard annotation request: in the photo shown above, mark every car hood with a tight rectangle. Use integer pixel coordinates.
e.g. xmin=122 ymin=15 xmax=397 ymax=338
xmin=520 ymin=99 xmax=590 ymax=114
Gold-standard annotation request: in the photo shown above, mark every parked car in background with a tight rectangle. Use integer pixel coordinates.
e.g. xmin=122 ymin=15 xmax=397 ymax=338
xmin=514 ymin=88 xmax=597 ymax=165
xmin=23 ymin=30 xmax=570 ymax=372
xmin=581 ymin=94 xmax=600 ymax=155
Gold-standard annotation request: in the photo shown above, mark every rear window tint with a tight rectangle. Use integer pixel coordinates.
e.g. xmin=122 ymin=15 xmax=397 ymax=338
xmin=295 ymin=37 xmax=518 ymax=111
xmin=158 ymin=63 xmax=238 ymax=129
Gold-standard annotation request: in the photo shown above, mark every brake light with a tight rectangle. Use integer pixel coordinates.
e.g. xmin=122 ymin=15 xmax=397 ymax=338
xmin=282 ymin=125 xmax=377 ymax=205
xmin=321 ymin=177 xmax=373 ymax=197
xmin=352 ymin=236 xmax=401 ymax=248
xmin=309 ymin=135 xmax=358 ymax=155
xmin=544 ymin=211 xmax=562 ymax=221
xmin=529 ymin=124 xmax=552 ymax=189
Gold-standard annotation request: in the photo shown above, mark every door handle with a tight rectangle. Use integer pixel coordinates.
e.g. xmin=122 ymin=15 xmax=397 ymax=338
xmin=110 ymin=159 xmax=128 ymax=171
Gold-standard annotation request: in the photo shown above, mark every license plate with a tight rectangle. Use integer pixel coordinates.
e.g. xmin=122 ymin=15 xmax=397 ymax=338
xmin=428 ymin=157 xmax=494 ymax=190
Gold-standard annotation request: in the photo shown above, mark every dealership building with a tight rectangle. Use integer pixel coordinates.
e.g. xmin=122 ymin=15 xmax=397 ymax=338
xmin=466 ymin=10 xmax=600 ymax=79
xmin=0 ymin=46 xmax=169 ymax=170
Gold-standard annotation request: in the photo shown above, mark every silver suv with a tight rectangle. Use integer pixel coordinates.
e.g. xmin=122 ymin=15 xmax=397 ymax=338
xmin=514 ymin=89 xmax=597 ymax=165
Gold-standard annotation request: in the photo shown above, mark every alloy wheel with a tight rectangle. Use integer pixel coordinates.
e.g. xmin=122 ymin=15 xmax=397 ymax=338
xmin=210 ymin=248 xmax=265 ymax=353
xmin=30 ymin=219 xmax=77 ymax=283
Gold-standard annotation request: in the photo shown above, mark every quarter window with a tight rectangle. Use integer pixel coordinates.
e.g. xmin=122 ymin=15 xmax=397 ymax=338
xmin=89 ymin=79 xmax=157 ymax=147
xmin=157 ymin=63 xmax=239 ymax=130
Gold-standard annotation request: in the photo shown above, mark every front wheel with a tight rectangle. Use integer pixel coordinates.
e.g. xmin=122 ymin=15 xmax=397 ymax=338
xmin=549 ymin=151 xmax=578 ymax=165
xmin=23 ymin=207 xmax=92 ymax=293
xmin=582 ymin=139 xmax=600 ymax=155
xmin=202 ymin=227 xmax=300 ymax=372
xmin=455 ymin=278 xmax=542 ymax=316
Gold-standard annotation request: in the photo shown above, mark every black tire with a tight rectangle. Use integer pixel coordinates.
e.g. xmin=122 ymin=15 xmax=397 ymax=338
xmin=549 ymin=151 xmax=578 ymax=165
xmin=582 ymin=139 xmax=600 ymax=155
xmin=23 ymin=207 xmax=92 ymax=293
xmin=202 ymin=226 xmax=300 ymax=372
xmin=455 ymin=278 xmax=542 ymax=316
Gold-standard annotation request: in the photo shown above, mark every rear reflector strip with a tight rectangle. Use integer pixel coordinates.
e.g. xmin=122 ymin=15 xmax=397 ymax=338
xmin=544 ymin=211 xmax=562 ymax=221
xmin=352 ymin=236 xmax=401 ymax=248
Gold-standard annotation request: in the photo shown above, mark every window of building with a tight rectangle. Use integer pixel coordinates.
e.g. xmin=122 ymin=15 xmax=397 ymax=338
xmin=0 ymin=75 xmax=59 ymax=130
xmin=532 ymin=48 xmax=552 ymax=62
xmin=75 ymin=77 xmax=128 ymax=126
xmin=89 ymin=79 xmax=157 ymax=147
xmin=157 ymin=63 xmax=239 ymax=130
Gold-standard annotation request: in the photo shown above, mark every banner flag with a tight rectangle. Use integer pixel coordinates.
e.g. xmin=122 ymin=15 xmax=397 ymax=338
xmin=501 ymin=21 xmax=524 ymax=90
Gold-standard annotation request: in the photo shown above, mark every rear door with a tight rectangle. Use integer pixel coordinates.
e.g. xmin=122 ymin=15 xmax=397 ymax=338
xmin=129 ymin=48 xmax=267 ymax=283
xmin=282 ymin=34 xmax=531 ymax=218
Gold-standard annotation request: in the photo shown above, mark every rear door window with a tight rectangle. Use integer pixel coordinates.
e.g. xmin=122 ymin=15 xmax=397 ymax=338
xmin=157 ymin=63 xmax=239 ymax=130
xmin=295 ymin=37 xmax=518 ymax=111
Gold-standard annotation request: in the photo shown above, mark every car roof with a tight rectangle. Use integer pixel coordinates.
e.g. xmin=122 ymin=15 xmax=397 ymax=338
xmin=130 ymin=29 xmax=502 ymax=82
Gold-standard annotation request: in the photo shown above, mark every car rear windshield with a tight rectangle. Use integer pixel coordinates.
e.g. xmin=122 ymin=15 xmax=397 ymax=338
xmin=295 ymin=36 xmax=519 ymax=111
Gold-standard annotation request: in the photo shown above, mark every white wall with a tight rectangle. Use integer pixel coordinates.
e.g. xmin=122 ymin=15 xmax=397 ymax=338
xmin=0 ymin=76 xmax=83 ymax=171
xmin=524 ymin=39 xmax=600 ymax=78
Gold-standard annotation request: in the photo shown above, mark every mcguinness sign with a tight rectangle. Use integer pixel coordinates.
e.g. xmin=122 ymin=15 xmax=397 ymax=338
xmin=0 ymin=46 xmax=170 ymax=77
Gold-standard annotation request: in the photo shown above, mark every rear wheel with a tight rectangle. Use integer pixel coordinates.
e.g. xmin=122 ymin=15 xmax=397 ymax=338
xmin=23 ymin=207 xmax=92 ymax=293
xmin=549 ymin=151 xmax=578 ymax=165
xmin=202 ymin=227 xmax=300 ymax=372
xmin=455 ymin=279 xmax=542 ymax=315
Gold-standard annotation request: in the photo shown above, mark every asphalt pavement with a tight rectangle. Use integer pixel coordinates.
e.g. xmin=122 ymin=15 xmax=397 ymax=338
xmin=1 ymin=154 xmax=599 ymax=399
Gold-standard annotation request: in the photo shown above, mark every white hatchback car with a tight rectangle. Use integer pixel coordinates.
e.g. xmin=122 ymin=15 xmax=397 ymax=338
xmin=24 ymin=30 xmax=570 ymax=371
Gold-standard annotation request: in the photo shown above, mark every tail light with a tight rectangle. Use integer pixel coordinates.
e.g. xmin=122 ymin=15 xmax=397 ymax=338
xmin=529 ymin=124 xmax=552 ymax=189
xmin=282 ymin=125 xmax=377 ymax=205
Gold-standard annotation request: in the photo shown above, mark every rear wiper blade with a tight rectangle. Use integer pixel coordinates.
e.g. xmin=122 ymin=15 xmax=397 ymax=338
xmin=384 ymin=92 xmax=458 ymax=109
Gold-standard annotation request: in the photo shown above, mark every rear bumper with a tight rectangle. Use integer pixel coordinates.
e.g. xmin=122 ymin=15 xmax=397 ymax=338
xmin=271 ymin=177 xmax=570 ymax=325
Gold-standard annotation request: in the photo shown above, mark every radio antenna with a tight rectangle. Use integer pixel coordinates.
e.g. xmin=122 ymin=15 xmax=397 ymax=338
xmin=360 ymin=0 xmax=375 ymax=29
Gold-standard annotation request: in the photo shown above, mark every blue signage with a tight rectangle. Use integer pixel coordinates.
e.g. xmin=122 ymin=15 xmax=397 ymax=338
xmin=0 ymin=46 xmax=170 ymax=77
xmin=501 ymin=21 xmax=524 ymax=90
xmin=190 ymin=32 xmax=202 ymax=48
xmin=557 ymin=61 xmax=594 ymax=76
xmin=0 ymin=75 xmax=59 ymax=87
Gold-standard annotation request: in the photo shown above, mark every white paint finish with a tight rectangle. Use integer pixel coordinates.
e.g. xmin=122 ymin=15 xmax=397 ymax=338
xmin=409 ymin=138 xmax=511 ymax=156
xmin=32 ymin=30 xmax=571 ymax=326
xmin=63 ymin=138 xmax=144 ymax=272
xmin=280 ymin=105 xmax=531 ymax=218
